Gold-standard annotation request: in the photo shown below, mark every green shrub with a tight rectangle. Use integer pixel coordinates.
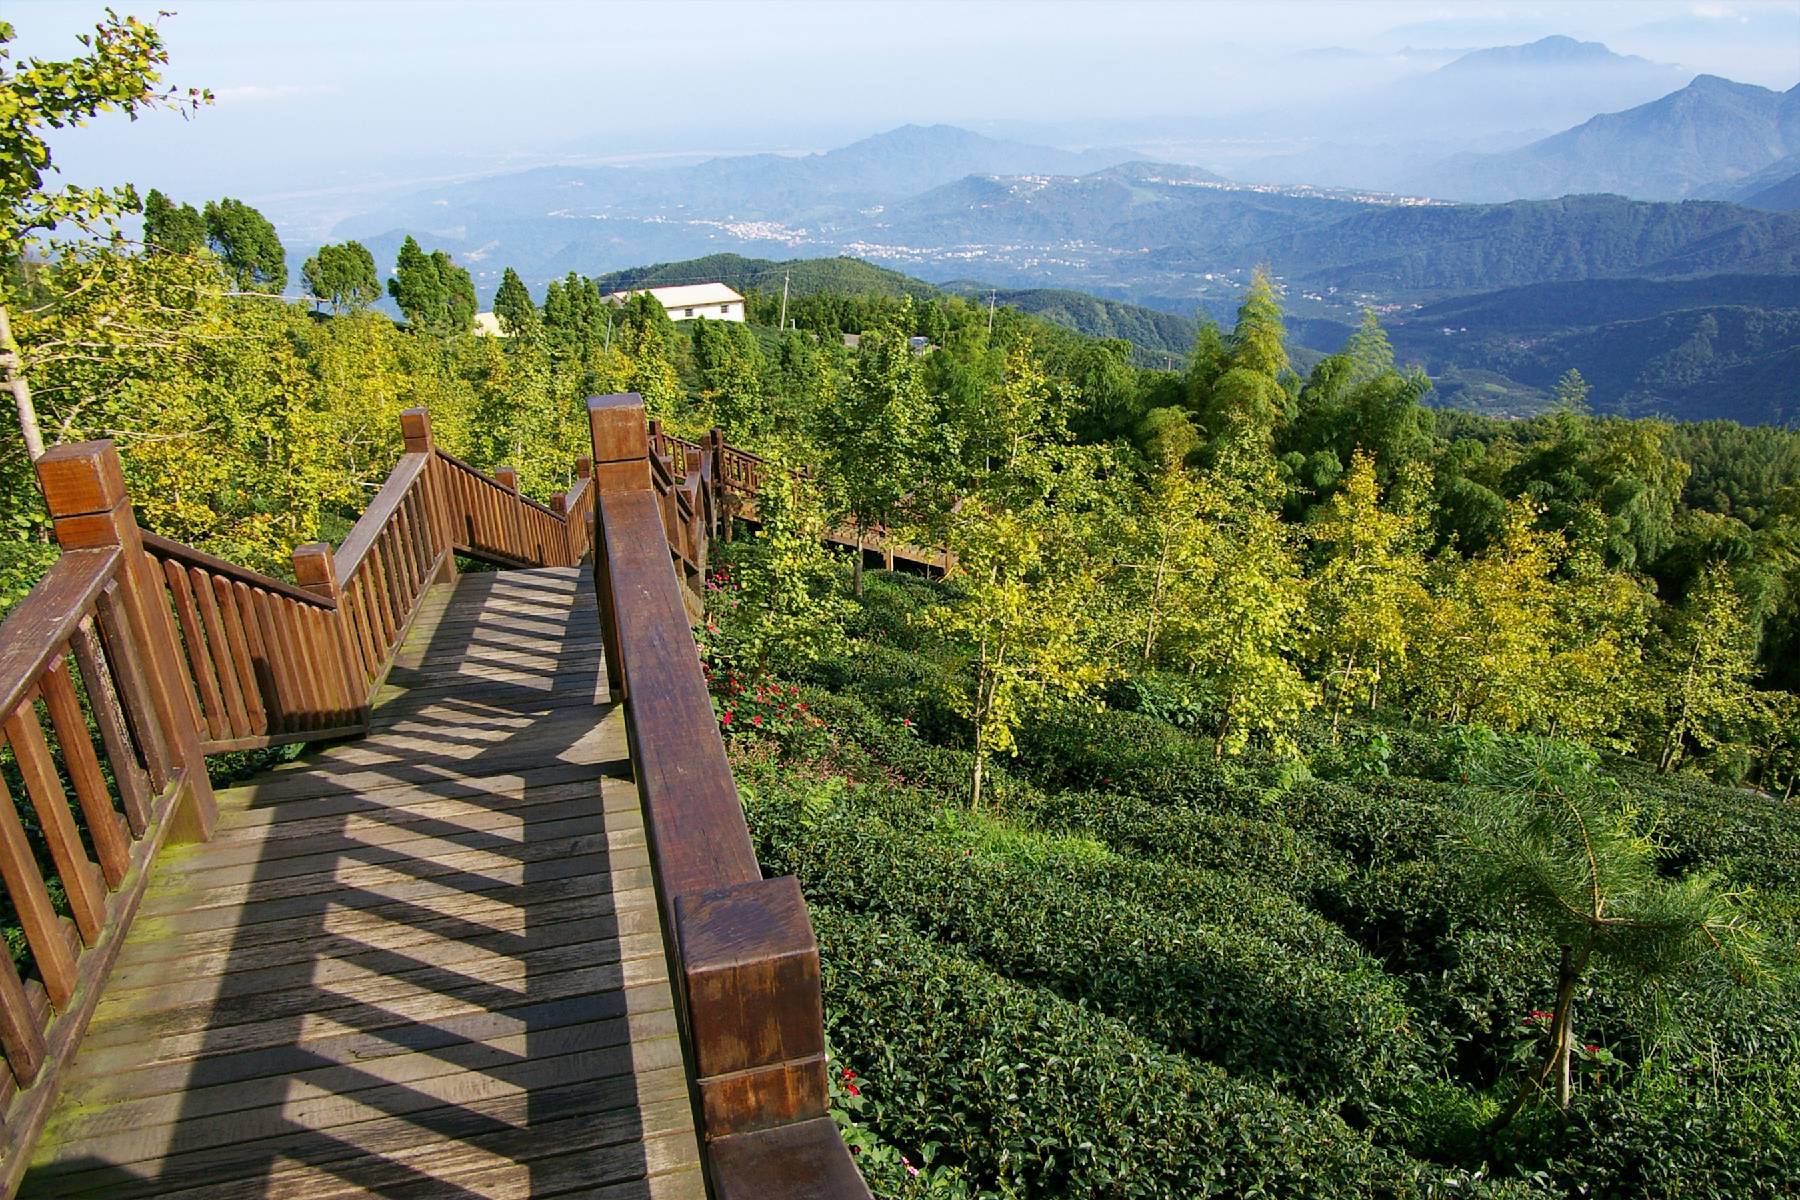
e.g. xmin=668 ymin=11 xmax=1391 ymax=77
xmin=1610 ymin=758 xmax=1800 ymax=890
xmin=814 ymin=906 xmax=1449 ymax=1199
xmin=1012 ymin=702 xmax=1275 ymax=807
xmin=1022 ymin=786 xmax=1348 ymax=899
xmin=748 ymin=781 xmax=1426 ymax=1104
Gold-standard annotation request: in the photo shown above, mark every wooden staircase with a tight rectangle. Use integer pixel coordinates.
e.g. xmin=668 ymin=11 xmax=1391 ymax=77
xmin=0 ymin=399 xmax=873 ymax=1198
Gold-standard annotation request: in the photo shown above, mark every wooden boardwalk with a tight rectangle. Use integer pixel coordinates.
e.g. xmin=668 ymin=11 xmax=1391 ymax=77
xmin=18 ymin=565 xmax=704 ymax=1200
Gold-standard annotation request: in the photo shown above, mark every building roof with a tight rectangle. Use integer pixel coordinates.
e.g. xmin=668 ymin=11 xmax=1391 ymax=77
xmin=602 ymin=282 xmax=744 ymax=308
xmin=472 ymin=311 xmax=505 ymax=337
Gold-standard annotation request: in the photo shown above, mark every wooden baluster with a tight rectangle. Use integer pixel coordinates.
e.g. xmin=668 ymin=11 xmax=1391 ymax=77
xmin=250 ymin=589 xmax=302 ymax=734
xmin=0 ymin=921 xmax=46 ymax=1087
xmin=389 ymin=499 xmax=422 ymax=613
xmin=0 ymin=774 xmax=78 ymax=1009
xmin=708 ymin=428 xmax=728 ymax=540
xmin=360 ymin=563 xmax=392 ymax=662
xmin=36 ymin=441 xmax=216 ymax=843
xmin=495 ymin=466 xmax=524 ymax=563
xmin=190 ymin=567 xmax=250 ymax=740
xmin=212 ymin=574 xmax=266 ymax=737
xmin=40 ymin=657 xmax=132 ymax=889
xmin=229 ymin=581 xmax=279 ymax=733
xmin=92 ymin=582 xmax=172 ymax=792
xmin=371 ymin=531 xmax=403 ymax=644
xmin=4 ymin=703 xmax=107 ymax=944
xmin=70 ymin=617 xmax=152 ymax=837
xmin=551 ymin=492 xmax=571 ymax=567
xmin=295 ymin=542 xmax=370 ymax=723
xmin=158 ymin=558 xmax=216 ymax=739
xmin=343 ymin=571 xmax=380 ymax=685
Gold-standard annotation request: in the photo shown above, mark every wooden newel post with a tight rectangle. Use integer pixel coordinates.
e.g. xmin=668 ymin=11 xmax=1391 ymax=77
xmin=588 ymin=394 xmax=653 ymax=700
xmin=35 ymin=441 xmax=217 ymax=844
xmin=400 ymin=408 xmax=454 ymax=580
xmin=293 ymin=543 xmax=369 ymax=723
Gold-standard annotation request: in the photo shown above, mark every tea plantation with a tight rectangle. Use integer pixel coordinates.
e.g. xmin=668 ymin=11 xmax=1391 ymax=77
xmin=716 ymin=569 xmax=1800 ymax=1199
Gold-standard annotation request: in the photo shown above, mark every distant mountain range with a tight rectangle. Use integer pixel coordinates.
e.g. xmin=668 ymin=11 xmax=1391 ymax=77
xmin=1234 ymin=36 xmax=1695 ymax=190
xmin=315 ymin=56 xmax=1800 ymax=425
xmin=1423 ymin=76 xmax=1800 ymax=201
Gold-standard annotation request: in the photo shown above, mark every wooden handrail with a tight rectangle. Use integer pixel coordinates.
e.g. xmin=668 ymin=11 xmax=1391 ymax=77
xmin=588 ymin=394 xmax=870 ymax=1197
xmin=0 ymin=548 xmax=119 ymax=719
xmin=332 ymin=452 xmax=430 ymax=582
xmin=141 ymin=532 xmax=335 ymax=609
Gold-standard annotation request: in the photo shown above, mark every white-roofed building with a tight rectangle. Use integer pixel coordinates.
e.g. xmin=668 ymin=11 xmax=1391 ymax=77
xmin=601 ymin=282 xmax=746 ymax=323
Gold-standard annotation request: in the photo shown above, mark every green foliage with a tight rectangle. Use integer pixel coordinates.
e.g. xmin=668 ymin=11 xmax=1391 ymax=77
xmin=387 ymin=235 xmax=474 ymax=335
xmin=202 ymin=198 xmax=285 ymax=293
xmin=1453 ymin=736 xmax=1763 ymax=1123
xmin=0 ymin=11 xmax=208 ymax=255
xmin=751 ymin=773 xmax=1424 ymax=1105
xmin=491 ymin=266 xmax=538 ymax=338
xmin=702 ymin=467 xmax=852 ymax=683
xmin=141 ymin=188 xmax=204 ymax=255
xmin=301 ymin=240 xmax=379 ymax=313
xmin=808 ymin=905 xmax=1539 ymax=1199
xmin=1653 ymin=562 xmax=1762 ymax=772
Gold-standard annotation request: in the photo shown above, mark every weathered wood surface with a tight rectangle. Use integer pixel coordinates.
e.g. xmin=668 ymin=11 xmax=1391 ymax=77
xmin=19 ymin=565 xmax=703 ymax=1200
xmin=589 ymin=395 xmax=868 ymax=1198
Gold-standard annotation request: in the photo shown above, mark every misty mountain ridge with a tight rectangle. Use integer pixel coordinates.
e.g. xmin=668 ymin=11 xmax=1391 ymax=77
xmin=338 ymin=123 xmax=1141 ymax=239
xmin=1423 ymin=75 xmax=1800 ymax=201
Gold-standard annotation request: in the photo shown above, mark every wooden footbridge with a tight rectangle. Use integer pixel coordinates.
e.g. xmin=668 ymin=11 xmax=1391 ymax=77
xmin=0 ymin=397 xmax=883 ymax=1198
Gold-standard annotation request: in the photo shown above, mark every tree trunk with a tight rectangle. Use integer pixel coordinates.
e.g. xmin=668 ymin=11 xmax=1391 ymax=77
xmin=852 ymin=527 xmax=865 ymax=597
xmin=971 ymin=749 xmax=985 ymax=812
xmin=0 ymin=303 xmax=47 ymax=460
xmin=1490 ymin=941 xmax=1588 ymax=1133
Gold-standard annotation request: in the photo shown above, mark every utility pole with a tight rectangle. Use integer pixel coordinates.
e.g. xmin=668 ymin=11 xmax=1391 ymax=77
xmin=779 ymin=270 xmax=790 ymax=332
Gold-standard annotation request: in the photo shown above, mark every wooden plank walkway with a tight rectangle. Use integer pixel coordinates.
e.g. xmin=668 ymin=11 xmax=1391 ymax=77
xmin=19 ymin=565 xmax=704 ymax=1200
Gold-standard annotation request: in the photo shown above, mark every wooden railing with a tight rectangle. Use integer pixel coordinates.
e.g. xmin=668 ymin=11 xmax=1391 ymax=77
xmin=0 ymin=444 xmax=220 ymax=1196
xmin=589 ymin=393 xmax=871 ymax=1198
xmin=0 ymin=398 xmax=873 ymax=1196
xmin=0 ymin=410 xmax=593 ymax=1189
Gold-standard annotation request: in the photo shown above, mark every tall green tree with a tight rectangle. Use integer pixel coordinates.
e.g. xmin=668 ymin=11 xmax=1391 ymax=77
xmin=142 ymin=188 xmax=205 ymax=254
xmin=926 ymin=488 xmax=1110 ymax=809
xmin=387 ymin=237 xmax=474 ymax=335
xmin=1307 ymin=450 xmax=1428 ymax=732
xmin=1654 ymin=563 xmax=1761 ymax=773
xmin=203 ymin=198 xmax=285 ymax=292
xmin=820 ymin=308 xmax=932 ymax=595
xmin=1 ymin=10 xmax=208 ymax=459
xmin=492 ymin=266 xmax=539 ymax=338
xmin=301 ymin=240 xmax=379 ymax=313
xmin=1198 ymin=270 xmax=1292 ymax=450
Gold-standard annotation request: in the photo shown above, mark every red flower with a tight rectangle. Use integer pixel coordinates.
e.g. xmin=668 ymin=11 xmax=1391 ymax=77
xmin=1584 ymin=1043 xmax=1600 ymax=1054
xmin=846 ymin=1083 xmax=860 ymax=1097
xmin=722 ymin=711 xmax=733 ymax=726
xmin=751 ymin=714 xmax=763 ymax=727
xmin=841 ymin=1068 xmax=857 ymax=1081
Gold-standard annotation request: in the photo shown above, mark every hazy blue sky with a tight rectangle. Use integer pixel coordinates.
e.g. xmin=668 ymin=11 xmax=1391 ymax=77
xmin=10 ymin=0 xmax=1800 ymax=219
